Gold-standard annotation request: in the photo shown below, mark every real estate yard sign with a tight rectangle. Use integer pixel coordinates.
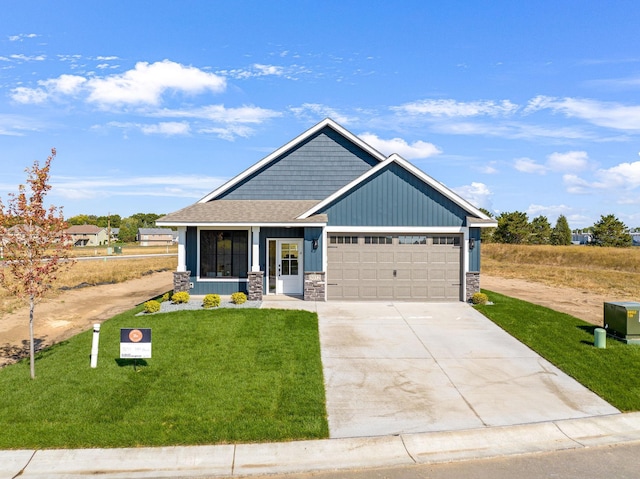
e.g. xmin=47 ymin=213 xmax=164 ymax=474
xmin=120 ymin=328 xmax=152 ymax=359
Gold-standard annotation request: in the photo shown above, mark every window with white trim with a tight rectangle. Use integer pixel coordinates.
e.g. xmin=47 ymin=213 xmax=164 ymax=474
xmin=200 ymin=230 xmax=248 ymax=278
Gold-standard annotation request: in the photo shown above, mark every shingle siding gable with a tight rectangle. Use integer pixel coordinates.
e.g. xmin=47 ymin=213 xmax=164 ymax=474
xmin=218 ymin=127 xmax=380 ymax=200
xmin=318 ymin=162 xmax=469 ymax=227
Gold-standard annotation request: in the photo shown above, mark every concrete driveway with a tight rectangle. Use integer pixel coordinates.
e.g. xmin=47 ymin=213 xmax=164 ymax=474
xmin=262 ymin=300 xmax=618 ymax=439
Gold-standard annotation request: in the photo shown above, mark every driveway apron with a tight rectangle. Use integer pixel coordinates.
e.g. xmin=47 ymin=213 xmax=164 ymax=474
xmin=314 ymin=301 xmax=618 ymax=439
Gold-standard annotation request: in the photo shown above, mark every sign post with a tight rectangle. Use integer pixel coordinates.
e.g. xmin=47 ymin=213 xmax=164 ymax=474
xmin=120 ymin=328 xmax=152 ymax=371
xmin=90 ymin=323 xmax=101 ymax=368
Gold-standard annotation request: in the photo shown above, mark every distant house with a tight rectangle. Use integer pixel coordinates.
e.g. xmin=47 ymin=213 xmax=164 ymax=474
xmin=109 ymin=227 xmax=120 ymax=242
xmin=137 ymin=228 xmax=175 ymax=246
xmin=66 ymin=225 xmax=108 ymax=247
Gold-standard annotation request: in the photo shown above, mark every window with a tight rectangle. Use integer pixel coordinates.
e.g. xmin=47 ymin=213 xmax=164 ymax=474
xmin=329 ymin=235 xmax=358 ymax=244
xmin=364 ymin=236 xmax=393 ymax=245
xmin=432 ymin=236 xmax=461 ymax=246
xmin=398 ymin=235 xmax=427 ymax=245
xmin=200 ymin=230 xmax=248 ymax=278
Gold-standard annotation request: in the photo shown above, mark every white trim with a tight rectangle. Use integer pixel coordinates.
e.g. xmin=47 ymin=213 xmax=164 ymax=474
xmin=467 ymin=219 xmax=498 ymax=228
xmin=197 ymin=278 xmax=249 ymax=283
xmin=326 ymin=226 xmax=466 ymax=233
xmin=297 ymin=153 xmax=493 ymax=222
xmin=322 ymin=226 xmax=328 ymax=301
xmin=177 ymin=227 xmax=186 ymax=272
xmin=197 ymin=118 xmax=386 ymax=203
xmin=251 ymin=226 xmax=260 ymax=272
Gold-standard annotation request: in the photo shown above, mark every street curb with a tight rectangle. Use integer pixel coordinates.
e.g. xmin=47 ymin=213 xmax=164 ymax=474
xmin=4 ymin=412 xmax=640 ymax=478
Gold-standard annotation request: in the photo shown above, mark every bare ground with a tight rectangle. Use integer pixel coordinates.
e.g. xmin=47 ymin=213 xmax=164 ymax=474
xmin=482 ymin=274 xmax=608 ymax=326
xmin=0 ymin=271 xmax=609 ymax=367
xmin=0 ymin=271 xmax=173 ymax=367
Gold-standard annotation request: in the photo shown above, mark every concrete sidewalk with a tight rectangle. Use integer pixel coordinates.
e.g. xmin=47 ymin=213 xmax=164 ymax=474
xmin=3 ymin=413 xmax=640 ymax=478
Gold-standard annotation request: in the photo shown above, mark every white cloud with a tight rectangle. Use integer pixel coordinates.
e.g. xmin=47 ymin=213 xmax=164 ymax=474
xmin=358 ymin=133 xmax=441 ymax=159
xmin=526 ymin=204 xmax=572 ymax=221
xmin=514 ymin=157 xmax=546 ymax=174
xmin=525 ymin=95 xmax=640 ymax=131
xmin=393 ymin=99 xmax=519 ymax=117
xmin=52 ymin=174 xmax=225 ymax=200
xmin=10 ymin=60 xmax=227 ymax=109
xmin=140 ymin=122 xmax=190 ymax=136
xmin=547 ymin=151 xmax=589 ymax=172
xmin=253 ymin=64 xmax=284 ymax=76
xmin=41 ymin=74 xmax=87 ymax=95
xmin=452 ymin=182 xmax=492 ymax=209
xmin=9 ymin=54 xmax=45 ymax=62
xmin=95 ymin=56 xmax=119 ymax=61
xmin=10 ymin=86 xmax=48 ymax=104
xmin=563 ymin=161 xmax=640 ymax=195
xmin=105 ymin=121 xmax=190 ymax=136
xmin=155 ymin=104 xmax=281 ymax=123
xmin=290 ymin=103 xmax=354 ymax=124
xmin=514 ymin=151 xmax=589 ymax=175
xmin=8 ymin=33 xmax=37 ymax=42
xmin=86 ymin=60 xmax=226 ymax=106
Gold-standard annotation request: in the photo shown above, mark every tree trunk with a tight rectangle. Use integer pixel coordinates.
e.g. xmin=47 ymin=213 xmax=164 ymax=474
xmin=29 ymin=294 xmax=35 ymax=379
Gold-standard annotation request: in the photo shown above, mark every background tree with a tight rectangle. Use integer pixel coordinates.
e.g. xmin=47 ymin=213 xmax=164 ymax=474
xmin=550 ymin=214 xmax=572 ymax=245
xmin=479 ymin=208 xmax=495 ymax=243
xmin=493 ymin=211 xmax=531 ymax=244
xmin=117 ymin=217 xmax=139 ymax=242
xmin=590 ymin=214 xmax=632 ymax=247
xmin=96 ymin=214 xmax=121 ymax=229
xmin=130 ymin=212 xmax=162 ymax=228
xmin=529 ymin=215 xmax=552 ymax=245
xmin=0 ymin=149 xmax=74 ymax=379
xmin=66 ymin=214 xmax=95 ymax=226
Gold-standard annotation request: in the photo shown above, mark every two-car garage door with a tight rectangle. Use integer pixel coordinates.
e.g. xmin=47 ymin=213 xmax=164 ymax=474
xmin=327 ymin=234 xmax=462 ymax=301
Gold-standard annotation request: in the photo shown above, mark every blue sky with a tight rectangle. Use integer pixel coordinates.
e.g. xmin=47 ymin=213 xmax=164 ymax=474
xmin=1 ymin=1 xmax=640 ymax=229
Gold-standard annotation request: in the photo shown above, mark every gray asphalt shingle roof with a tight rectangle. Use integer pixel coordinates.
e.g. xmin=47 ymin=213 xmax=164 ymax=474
xmin=157 ymin=200 xmax=328 ymax=225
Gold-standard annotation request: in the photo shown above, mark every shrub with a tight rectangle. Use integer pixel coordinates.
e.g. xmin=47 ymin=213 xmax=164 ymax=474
xmin=471 ymin=292 xmax=489 ymax=305
xmin=203 ymin=294 xmax=221 ymax=309
xmin=161 ymin=292 xmax=170 ymax=303
xmin=171 ymin=291 xmax=190 ymax=304
xmin=144 ymin=300 xmax=161 ymax=314
xmin=231 ymin=292 xmax=247 ymax=305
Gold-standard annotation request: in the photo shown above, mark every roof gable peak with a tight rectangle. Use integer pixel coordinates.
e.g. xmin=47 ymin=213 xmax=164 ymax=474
xmin=198 ymin=118 xmax=386 ymax=203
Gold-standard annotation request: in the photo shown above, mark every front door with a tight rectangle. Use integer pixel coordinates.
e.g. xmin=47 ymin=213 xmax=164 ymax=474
xmin=268 ymin=239 xmax=303 ymax=295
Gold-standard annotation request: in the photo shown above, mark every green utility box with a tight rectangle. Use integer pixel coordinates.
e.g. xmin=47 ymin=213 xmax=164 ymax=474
xmin=604 ymin=301 xmax=640 ymax=344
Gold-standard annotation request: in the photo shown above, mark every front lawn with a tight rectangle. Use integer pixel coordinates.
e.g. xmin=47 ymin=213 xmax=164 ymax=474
xmin=0 ymin=307 xmax=328 ymax=449
xmin=477 ymin=290 xmax=640 ymax=411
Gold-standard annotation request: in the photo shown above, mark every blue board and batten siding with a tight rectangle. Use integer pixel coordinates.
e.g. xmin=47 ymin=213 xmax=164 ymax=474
xmin=318 ymin=162 xmax=468 ymax=227
xmin=219 ymin=127 xmax=379 ymax=200
xmin=469 ymin=228 xmax=481 ymax=272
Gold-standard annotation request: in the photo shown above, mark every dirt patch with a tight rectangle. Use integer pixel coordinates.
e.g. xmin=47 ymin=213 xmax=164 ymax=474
xmin=482 ymin=274 xmax=613 ymax=326
xmin=0 ymin=271 xmax=172 ymax=367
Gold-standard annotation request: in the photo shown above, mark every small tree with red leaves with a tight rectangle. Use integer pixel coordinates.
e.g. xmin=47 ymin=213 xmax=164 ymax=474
xmin=0 ymin=148 xmax=74 ymax=378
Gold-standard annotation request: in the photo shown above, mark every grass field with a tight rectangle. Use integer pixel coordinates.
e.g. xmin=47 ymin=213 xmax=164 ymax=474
xmin=477 ymin=290 xmax=640 ymax=412
xmin=0 ymin=255 xmax=177 ymax=316
xmin=0 ymin=306 xmax=328 ymax=449
xmin=482 ymin=243 xmax=640 ymax=298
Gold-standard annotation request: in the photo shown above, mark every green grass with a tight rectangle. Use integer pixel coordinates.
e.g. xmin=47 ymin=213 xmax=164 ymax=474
xmin=477 ymin=290 xmax=640 ymax=412
xmin=0 ymin=307 xmax=328 ymax=449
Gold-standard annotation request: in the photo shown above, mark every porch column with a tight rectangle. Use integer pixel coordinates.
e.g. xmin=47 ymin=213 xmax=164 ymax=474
xmin=177 ymin=227 xmax=186 ymax=272
xmin=251 ymin=226 xmax=261 ymax=272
